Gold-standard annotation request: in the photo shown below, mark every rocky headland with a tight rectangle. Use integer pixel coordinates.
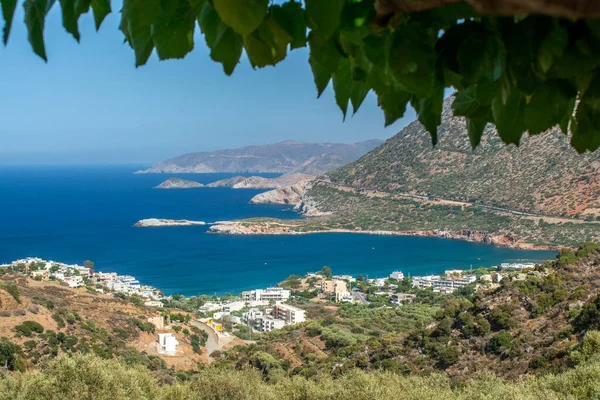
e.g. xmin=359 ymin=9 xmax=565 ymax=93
xmin=206 ymin=173 xmax=313 ymax=190
xmin=249 ymin=182 xmax=307 ymax=205
xmin=154 ymin=178 xmax=204 ymax=189
xmin=208 ymin=221 xmax=557 ymax=251
xmin=134 ymin=218 xmax=206 ymax=227
xmin=205 ymin=176 xmax=248 ymax=187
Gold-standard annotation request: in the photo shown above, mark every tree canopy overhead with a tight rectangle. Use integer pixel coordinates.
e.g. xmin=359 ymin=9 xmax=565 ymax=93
xmin=3 ymin=0 xmax=600 ymax=153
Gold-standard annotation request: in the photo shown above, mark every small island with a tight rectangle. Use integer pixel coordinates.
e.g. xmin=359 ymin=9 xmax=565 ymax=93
xmin=134 ymin=218 xmax=206 ymax=227
xmin=154 ymin=178 xmax=204 ymax=189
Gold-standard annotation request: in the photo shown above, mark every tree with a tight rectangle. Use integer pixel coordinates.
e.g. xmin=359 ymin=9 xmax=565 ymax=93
xmin=83 ymin=260 xmax=95 ymax=271
xmin=0 ymin=338 xmax=23 ymax=371
xmin=321 ymin=266 xmax=333 ymax=279
xmin=2 ymin=0 xmax=600 ymax=153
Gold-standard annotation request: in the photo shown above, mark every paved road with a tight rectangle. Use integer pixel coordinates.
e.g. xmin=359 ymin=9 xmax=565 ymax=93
xmin=352 ymin=291 xmax=369 ymax=305
xmin=190 ymin=320 xmax=219 ymax=356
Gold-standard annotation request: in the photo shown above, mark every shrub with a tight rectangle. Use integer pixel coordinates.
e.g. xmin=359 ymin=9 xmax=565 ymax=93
xmin=0 ymin=282 xmax=21 ymax=304
xmin=0 ymin=338 xmax=23 ymax=371
xmin=488 ymin=332 xmax=513 ymax=355
xmin=15 ymin=321 xmax=44 ymax=337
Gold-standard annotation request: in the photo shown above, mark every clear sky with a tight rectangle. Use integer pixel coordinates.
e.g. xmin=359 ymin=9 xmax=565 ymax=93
xmin=0 ymin=2 xmax=416 ymax=164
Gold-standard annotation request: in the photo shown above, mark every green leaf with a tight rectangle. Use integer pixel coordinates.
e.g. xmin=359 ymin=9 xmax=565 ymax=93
xmin=59 ymin=0 xmax=80 ymax=41
xmin=213 ymin=0 xmax=267 ymax=35
xmin=370 ymin=70 xmax=409 ymax=126
xmin=305 ymin=0 xmax=344 ymax=39
xmin=377 ymin=88 xmax=409 ymax=127
xmin=90 ymin=0 xmax=110 ymax=30
xmin=388 ymin=26 xmax=436 ymax=97
xmin=587 ymin=20 xmax=600 ymax=39
xmin=210 ymin=24 xmax=243 ymax=75
xmin=524 ymin=79 xmax=577 ymax=135
xmin=491 ymin=88 xmax=526 ymax=145
xmin=467 ymin=118 xmax=487 ymax=149
xmin=559 ymin=97 xmax=576 ymax=135
xmin=572 ymin=102 xmax=600 ymax=153
xmin=452 ymin=88 xmax=491 ymax=119
xmin=120 ymin=0 xmax=160 ymax=67
xmin=350 ymin=79 xmax=369 ymax=115
xmin=74 ymin=0 xmax=90 ymax=15
xmin=537 ymin=21 xmax=568 ymax=73
xmin=244 ymin=14 xmax=291 ymax=68
xmin=24 ymin=0 xmax=54 ymax=61
xmin=308 ymin=32 xmax=342 ymax=74
xmin=198 ymin=1 xmax=220 ymax=48
xmin=1 ymin=0 xmax=17 ymax=45
xmin=339 ymin=0 xmax=375 ymax=43
xmin=457 ymin=31 xmax=506 ymax=85
xmin=309 ymin=55 xmax=331 ymax=98
xmin=363 ymin=34 xmax=386 ymax=66
xmin=271 ymin=1 xmax=306 ymax=50
xmin=572 ymin=72 xmax=600 ymax=152
xmin=152 ymin=0 xmax=196 ymax=60
xmin=411 ymin=78 xmax=444 ymax=145
xmin=333 ymin=58 xmax=352 ymax=120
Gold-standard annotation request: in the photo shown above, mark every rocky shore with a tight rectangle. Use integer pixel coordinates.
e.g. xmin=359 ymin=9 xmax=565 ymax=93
xmin=208 ymin=222 xmax=557 ymax=251
xmin=249 ymin=182 xmax=307 ymax=205
xmin=134 ymin=218 xmax=206 ymax=227
xmin=154 ymin=178 xmax=204 ymax=189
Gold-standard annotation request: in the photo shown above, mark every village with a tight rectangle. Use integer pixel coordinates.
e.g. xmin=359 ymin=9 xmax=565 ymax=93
xmin=1 ymin=257 xmax=541 ymax=357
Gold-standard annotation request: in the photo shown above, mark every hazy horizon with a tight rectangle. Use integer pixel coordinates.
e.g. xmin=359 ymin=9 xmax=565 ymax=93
xmin=0 ymin=1 xmax=416 ymax=165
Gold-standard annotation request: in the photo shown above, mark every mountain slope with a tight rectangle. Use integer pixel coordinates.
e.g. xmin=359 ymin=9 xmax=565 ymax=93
xmin=328 ymin=99 xmax=600 ymax=218
xmin=137 ymin=140 xmax=383 ymax=175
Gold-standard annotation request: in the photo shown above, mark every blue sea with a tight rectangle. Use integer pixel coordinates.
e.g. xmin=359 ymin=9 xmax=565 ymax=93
xmin=0 ymin=165 xmax=556 ymax=296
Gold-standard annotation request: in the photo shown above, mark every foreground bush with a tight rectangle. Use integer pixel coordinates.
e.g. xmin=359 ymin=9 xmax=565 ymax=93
xmin=2 ymin=354 xmax=600 ymax=399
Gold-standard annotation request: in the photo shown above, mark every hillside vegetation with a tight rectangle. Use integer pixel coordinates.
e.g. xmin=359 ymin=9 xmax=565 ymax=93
xmin=213 ymin=244 xmax=600 ymax=382
xmin=0 ymin=274 xmax=205 ymax=374
xmin=4 ymin=244 xmax=600 ymax=398
xmin=329 ymin=98 xmax=600 ymax=218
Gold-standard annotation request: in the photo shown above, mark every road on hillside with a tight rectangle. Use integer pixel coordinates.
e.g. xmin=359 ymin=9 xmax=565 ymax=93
xmin=190 ymin=320 xmax=220 ymax=357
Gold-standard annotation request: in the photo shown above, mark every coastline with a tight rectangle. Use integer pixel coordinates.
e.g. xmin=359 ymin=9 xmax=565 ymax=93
xmin=208 ymin=222 xmax=559 ymax=251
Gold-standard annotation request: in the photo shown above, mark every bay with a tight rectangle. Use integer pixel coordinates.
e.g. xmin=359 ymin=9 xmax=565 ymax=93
xmin=0 ymin=165 xmax=556 ymax=296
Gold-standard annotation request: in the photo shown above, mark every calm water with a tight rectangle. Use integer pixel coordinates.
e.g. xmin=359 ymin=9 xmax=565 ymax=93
xmin=0 ymin=166 xmax=556 ymax=295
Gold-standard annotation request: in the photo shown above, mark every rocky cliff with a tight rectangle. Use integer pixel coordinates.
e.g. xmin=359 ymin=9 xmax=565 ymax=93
xmin=154 ymin=178 xmax=204 ymax=189
xmin=249 ymin=182 xmax=307 ymax=205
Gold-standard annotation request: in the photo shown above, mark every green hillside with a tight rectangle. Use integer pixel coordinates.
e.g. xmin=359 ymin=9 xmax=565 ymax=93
xmin=328 ymin=98 xmax=600 ymax=219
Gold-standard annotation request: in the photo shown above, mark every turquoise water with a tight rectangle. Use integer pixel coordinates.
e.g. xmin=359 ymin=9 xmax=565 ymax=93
xmin=0 ymin=165 xmax=556 ymax=296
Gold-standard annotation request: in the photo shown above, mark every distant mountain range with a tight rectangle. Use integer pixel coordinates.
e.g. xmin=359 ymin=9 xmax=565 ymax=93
xmin=135 ymin=140 xmax=383 ymax=175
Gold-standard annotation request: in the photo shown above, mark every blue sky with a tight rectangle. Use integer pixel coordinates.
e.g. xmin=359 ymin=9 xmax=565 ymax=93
xmin=0 ymin=2 xmax=416 ymax=164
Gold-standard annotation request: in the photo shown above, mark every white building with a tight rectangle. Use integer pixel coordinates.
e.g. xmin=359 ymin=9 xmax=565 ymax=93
xmin=274 ymin=303 xmax=306 ymax=325
xmin=241 ymin=287 xmax=290 ymax=302
xmin=157 ymin=333 xmax=179 ymax=355
xmin=412 ymin=275 xmax=476 ymax=294
xmin=390 ymin=271 xmax=404 ymax=281
xmin=333 ymin=274 xmax=356 ymax=282
xmin=499 ymin=262 xmax=536 ymax=270
xmin=260 ymin=317 xmax=286 ymax=332
xmin=63 ymin=276 xmax=84 ymax=288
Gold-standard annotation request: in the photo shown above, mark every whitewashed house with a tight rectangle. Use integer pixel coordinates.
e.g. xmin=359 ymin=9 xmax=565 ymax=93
xmin=157 ymin=333 xmax=179 ymax=355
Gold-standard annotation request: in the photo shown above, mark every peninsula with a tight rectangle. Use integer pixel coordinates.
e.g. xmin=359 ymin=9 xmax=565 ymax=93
xmin=207 ymin=220 xmax=556 ymax=251
xmin=134 ymin=218 xmax=206 ymax=227
xmin=154 ymin=178 xmax=204 ymax=189
xmin=207 ymin=173 xmax=313 ymax=190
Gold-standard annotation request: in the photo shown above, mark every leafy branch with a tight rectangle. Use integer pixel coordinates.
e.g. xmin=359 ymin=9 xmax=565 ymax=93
xmin=2 ymin=0 xmax=600 ymax=152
